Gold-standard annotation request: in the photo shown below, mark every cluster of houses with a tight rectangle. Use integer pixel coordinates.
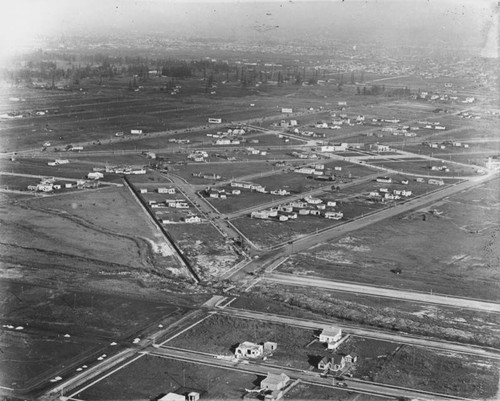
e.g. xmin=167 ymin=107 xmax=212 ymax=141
xmin=231 ymin=325 xmax=356 ymax=400
xmin=208 ymin=127 xmax=247 ymax=146
xmin=422 ymin=141 xmax=469 ymax=149
xmin=378 ymin=126 xmax=418 ymax=137
xmin=430 ymin=165 xmax=450 ymax=172
xmin=251 ymin=196 xmax=343 ymax=221
xmin=293 ymin=163 xmax=339 ymax=181
xmin=27 ymin=177 xmax=99 ymax=192
xmin=169 ymin=138 xmax=190 ymax=144
xmin=193 ymin=172 xmax=221 ymax=180
xmin=204 ymin=181 xmax=291 ymax=200
xmin=291 ymin=151 xmax=318 ymax=160
xmin=149 ymin=199 xmax=189 ymax=209
xmin=103 ymin=165 xmax=146 ymax=174
xmin=277 ymin=119 xmax=298 ymax=128
xmin=417 ymin=91 xmax=474 ymax=104
xmin=188 ymin=150 xmax=208 ymax=162
xmin=457 ymin=111 xmax=481 ymax=120
xmin=369 ymin=187 xmax=412 ymax=201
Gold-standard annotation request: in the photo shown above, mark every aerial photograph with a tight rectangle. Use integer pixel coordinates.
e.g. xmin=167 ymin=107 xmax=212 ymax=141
xmin=0 ymin=0 xmax=498 ymax=400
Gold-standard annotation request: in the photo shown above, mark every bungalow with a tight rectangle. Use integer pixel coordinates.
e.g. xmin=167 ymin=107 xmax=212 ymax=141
xmin=158 ymin=187 xmax=175 ymax=194
xmin=65 ymin=183 xmax=73 ymax=189
xmin=295 ymin=167 xmax=316 ymax=175
xmin=140 ymin=188 xmax=148 ymax=194
xmin=251 ymin=211 xmax=269 ymax=219
xmin=235 ymin=342 xmax=263 ymax=358
xmin=291 ymin=201 xmax=308 ymax=208
xmin=87 ymin=172 xmax=103 ymax=180
xmin=305 ymin=196 xmax=322 ymax=205
xmin=184 ymin=215 xmax=201 ymax=223
xmin=319 ymin=326 xmax=342 ymax=344
xmin=158 ymin=393 xmax=185 ymax=401
xmin=310 ymin=210 xmax=321 ymax=216
xmin=278 ymin=205 xmax=293 ymax=213
xmin=324 ymin=211 xmax=343 ymax=220
xmin=373 ymin=144 xmax=390 ymax=152
xmin=318 ymin=354 xmax=357 ymax=373
xmin=270 ymin=189 xmax=290 ymax=196
xmin=429 ymin=179 xmax=445 ymax=186
xmin=327 ymin=201 xmax=337 ymax=207
xmin=376 ymin=176 xmax=392 ymax=183
xmin=261 ymin=373 xmax=290 ymax=392
xmin=278 ymin=215 xmax=289 ymax=221
xmin=298 ymin=209 xmax=310 ymax=215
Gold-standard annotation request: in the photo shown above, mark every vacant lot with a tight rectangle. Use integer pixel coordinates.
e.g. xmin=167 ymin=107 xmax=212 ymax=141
xmin=73 ymin=354 xmax=259 ymax=401
xmin=374 ymin=346 xmax=499 ymax=399
xmin=284 ymin=382 xmax=390 ymax=400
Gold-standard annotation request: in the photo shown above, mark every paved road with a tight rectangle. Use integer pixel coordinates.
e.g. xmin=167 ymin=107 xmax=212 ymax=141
xmin=147 ymin=345 xmax=472 ymax=401
xmin=265 ymin=273 xmax=500 ymax=313
xmin=218 ymin=307 xmax=500 ymax=360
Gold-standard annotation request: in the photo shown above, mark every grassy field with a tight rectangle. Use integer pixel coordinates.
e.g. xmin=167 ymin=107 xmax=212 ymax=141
xmin=73 ymin=355 xmax=259 ymax=401
xmin=373 ymin=346 xmax=499 ymax=399
xmin=284 ymin=382 xmax=391 ymax=400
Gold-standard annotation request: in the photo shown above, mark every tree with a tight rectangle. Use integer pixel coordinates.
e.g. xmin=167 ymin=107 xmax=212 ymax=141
xmin=350 ymin=71 xmax=355 ymax=84
xmin=356 ymin=86 xmax=361 ymax=95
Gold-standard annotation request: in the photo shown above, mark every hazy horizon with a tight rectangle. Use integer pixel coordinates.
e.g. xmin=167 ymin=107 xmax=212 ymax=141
xmin=1 ymin=0 xmax=498 ymax=61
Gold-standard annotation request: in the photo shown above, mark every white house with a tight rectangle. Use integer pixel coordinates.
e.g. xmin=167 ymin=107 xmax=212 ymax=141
xmin=184 ymin=215 xmax=201 ymax=223
xmin=235 ymin=342 xmax=263 ymax=358
xmin=319 ymin=326 xmax=342 ymax=349
xmin=87 ymin=172 xmax=103 ymax=180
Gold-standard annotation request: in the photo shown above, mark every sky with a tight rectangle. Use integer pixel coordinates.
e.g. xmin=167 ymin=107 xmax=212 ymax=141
xmin=0 ymin=0 xmax=497 ymax=61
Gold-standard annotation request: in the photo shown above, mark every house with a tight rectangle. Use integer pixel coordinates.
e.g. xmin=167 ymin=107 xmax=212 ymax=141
xmin=327 ymin=201 xmax=337 ymax=207
xmin=376 ymin=176 xmax=392 ymax=183
xmin=298 ymin=209 xmax=310 ymax=215
xmin=130 ymin=129 xmax=143 ymax=135
xmin=158 ymin=393 xmax=185 ymax=401
xmin=319 ymin=326 xmax=342 ymax=344
xmin=305 ymin=196 xmax=322 ymax=205
xmin=187 ymin=392 xmax=200 ymax=401
xmin=251 ymin=211 xmax=269 ymax=219
xmin=429 ymin=179 xmax=444 ymax=186
xmin=324 ymin=211 xmax=343 ymax=220
xmin=87 ymin=172 xmax=103 ymax=180
xmin=261 ymin=373 xmax=290 ymax=392
xmin=318 ymin=354 xmax=357 ymax=373
xmin=184 ymin=215 xmax=201 ymax=223
xmin=235 ymin=341 xmax=263 ymax=358
xmin=264 ymin=342 xmax=277 ymax=353
xmin=140 ymin=188 xmax=148 ymax=194
xmin=373 ymin=144 xmax=390 ymax=152
xmin=158 ymin=187 xmax=175 ymax=194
